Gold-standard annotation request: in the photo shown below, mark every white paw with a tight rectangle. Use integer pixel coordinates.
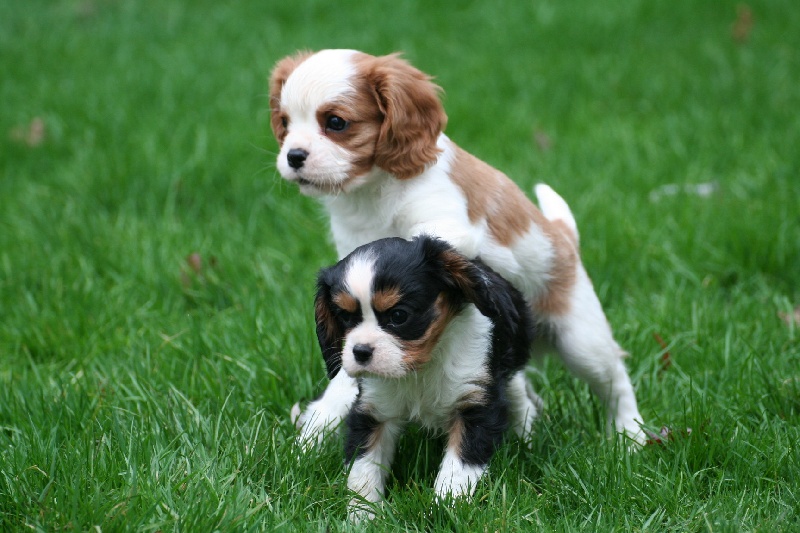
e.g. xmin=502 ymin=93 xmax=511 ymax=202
xmin=290 ymin=402 xmax=302 ymax=428
xmin=622 ymin=424 xmax=647 ymax=449
xmin=508 ymin=372 xmax=543 ymax=442
xmin=347 ymin=498 xmax=378 ymax=522
xmin=434 ymin=450 xmax=486 ymax=500
xmin=292 ymin=372 xmax=359 ymax=450
xmin=295 ymin=399 xmax=346 ymax=449
xmin=610 ymin=416 xmax=646 ymax=449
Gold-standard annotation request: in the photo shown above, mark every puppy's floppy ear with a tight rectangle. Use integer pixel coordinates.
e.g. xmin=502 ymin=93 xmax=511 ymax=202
xmin=419 ymin=235 xmax=533 ymax=348
xmin=361 ymin=54 xmax=448 ymax=179
xmin=314 ymin=267 xmax=345 ymax=379
xmin=269 ymin=50 xmax=313 ymax=144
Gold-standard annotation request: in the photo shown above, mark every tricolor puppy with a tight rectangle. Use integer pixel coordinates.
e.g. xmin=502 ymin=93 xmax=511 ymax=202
xmin=270 ymin=49 xmax=645 ymax=444
xmin=315 ymin=235 xmax=537 ymax=515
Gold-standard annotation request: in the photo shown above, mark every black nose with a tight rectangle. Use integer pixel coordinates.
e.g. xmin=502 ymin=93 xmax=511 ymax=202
xmin=286 ymin=148 xmax=308 ymax=169
xmin=352 ymin=344 xmax=374 ymax=364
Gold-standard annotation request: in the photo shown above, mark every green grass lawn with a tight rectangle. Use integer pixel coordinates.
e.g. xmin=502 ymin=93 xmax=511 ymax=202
xmin=2 ymin=0 xmax=799 ymax=530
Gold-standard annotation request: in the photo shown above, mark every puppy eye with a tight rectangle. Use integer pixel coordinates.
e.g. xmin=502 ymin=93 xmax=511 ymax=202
xmin=325 ymin=115 xmax=349 ymax=132
xmin=338 ymin=310 xmax=360 ymax=328
xmin=281 ymin=116 xmax=288 ymax=128
xmin=389 ymin=309 xmax=409 ymax=326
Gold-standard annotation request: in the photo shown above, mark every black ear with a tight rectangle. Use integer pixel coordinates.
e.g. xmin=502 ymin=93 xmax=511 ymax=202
xmin=418 ymin=235 xmax=534 ymax=353
xmin=416 ymin=235 xmax=502 ymax=317
xmin=314 ymin=268 xmax=345 ymax=379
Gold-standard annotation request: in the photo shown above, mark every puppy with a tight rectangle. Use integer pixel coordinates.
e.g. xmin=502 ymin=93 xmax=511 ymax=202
xmin=315 ymin=235 xmax=538 ymax=516
xmin=270 ymin=49 xmax=645 ymax=445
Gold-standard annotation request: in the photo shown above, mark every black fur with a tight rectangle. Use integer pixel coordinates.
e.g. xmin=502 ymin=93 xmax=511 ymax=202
xmin=345 ymin=396 xmax=381 ymax=464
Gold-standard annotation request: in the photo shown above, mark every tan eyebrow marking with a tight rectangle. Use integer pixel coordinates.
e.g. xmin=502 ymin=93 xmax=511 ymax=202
xmin=332 ymin=291 xmax=359 ymax=313
xmin=401 ymin=294 xmax=457 ymax=371
xmin=372 ymin=287 xmax=403 ymax=313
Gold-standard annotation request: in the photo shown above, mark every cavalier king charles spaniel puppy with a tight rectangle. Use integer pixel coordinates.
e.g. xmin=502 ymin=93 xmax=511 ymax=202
xmin=315 ymin=235 xmax=537 ymax=517
xmin=271 ymin=49 xmax=645 ymax=446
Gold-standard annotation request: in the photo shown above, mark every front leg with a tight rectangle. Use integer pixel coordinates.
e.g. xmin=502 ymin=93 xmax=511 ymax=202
xmin=345 ymin=408 xmax=403 ymax=521
xmin=295 ymin=371 xmax=359 ymax=449
xmin=434 ymin=403 xmax=507 ymax=499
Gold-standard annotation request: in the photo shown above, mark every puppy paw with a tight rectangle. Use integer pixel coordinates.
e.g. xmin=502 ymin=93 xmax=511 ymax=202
xmin=289 ymin=402 xmax=303 ymax=429
xmin=434 ymin=455 xmax=486 ymax=500
xmin=295 ymin=399 xmax=346 ymax=450
xmin=347 ymin=498 xmax=378 ymax=522
xmin=610 ymin=417 xmax=647 ymax=450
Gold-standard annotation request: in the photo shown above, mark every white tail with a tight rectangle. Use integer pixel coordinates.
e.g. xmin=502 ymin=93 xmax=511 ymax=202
xmin=534 ymin=183 xmax=579 ymax=243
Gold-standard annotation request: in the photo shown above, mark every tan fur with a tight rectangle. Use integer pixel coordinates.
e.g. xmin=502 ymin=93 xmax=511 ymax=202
xmin=314 ymin=290 xmax=341 ymax=356
xmin=268 ymin=51 xmax=312 ymax=144
xmin=332 ymin=291 xmax=359 ymax=313
xmin=455 ymin=387 xmax=488 ymax=410
xmin=438 ymin=248 xmax=478 ymax=299
xmin=314 ymin=82 xmax=384 ymax=177
xmin=535 ymin=221 xmax=578 ymax=315
xmin=401 ymin=295 xmax=457 ymax=370
xmin=372 ymin=287 xmax=402 ymax=313
xmin=353 ymin=53 xmax=448 ymax=179
xmin=446 ymin=416 xmax=465 ymax=456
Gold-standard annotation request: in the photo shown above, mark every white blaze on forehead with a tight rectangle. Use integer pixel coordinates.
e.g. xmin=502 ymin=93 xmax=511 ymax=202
xmin=281 ymin=49 xmax=359 ymax=114
xmin=344 ymin=252 xmax=375 ymax=315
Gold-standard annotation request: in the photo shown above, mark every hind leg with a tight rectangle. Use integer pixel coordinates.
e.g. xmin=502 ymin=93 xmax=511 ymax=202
xmin=550 ymin=266 xmax=645 ymax=445
xmin=507 ymin=371 xmax=543 ymax=442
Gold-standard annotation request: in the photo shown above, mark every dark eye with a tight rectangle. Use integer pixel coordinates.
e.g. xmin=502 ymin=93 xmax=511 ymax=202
xmin=338 ymin=309 xmax=360 ymax=328
xmin=281 ymin=116 xmax=288 ymax=128
xmin=326 ymin=115 xmax=349 ymax=132
xmin=389 ymin=309 xmax=409 ymax=326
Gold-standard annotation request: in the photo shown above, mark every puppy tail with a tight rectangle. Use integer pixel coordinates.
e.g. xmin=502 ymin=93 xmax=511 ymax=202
xmin=534 ymin=183 xmax=579 ymax=244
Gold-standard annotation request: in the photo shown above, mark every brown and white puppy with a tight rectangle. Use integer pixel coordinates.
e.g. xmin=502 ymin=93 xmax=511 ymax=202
xmin=271 ymin=49 xmax=645 ymax=445
xmin=315 ymin=235 xmax=537 ymax=517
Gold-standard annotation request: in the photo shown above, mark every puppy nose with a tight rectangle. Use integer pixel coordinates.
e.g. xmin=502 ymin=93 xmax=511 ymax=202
xmin=286 ymin=148 xmax=309 ymax=169
xmin=352 ymin=344 xmax=374 ymax=364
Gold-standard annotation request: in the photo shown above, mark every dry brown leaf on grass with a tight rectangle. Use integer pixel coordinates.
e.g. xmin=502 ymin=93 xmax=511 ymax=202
xmin=9 ymin=117 xmax=46 ymax=147
xmin=180 ymin=252 xmax=219 ymax=288
xmin=653 ymin=332 xmax=672 ymax=376
xmin=533 ymin=129 xmax=553 ymax=152
xmin=778 ymin=307 xmax=800 ymax=327
xmin=732 ymin=4 xmax=754 ymax=43
xmin=645 ymin=426 xmax=693 ymax=446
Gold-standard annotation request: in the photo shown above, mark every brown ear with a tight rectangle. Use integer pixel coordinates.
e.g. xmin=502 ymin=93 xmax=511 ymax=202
xmin=360 ymin=54 xmax=448 ymax=179
xmin=268 ymin=51 xmax=313 ymax=144
xmin=314 ymin=268 xmax=345 ymax=379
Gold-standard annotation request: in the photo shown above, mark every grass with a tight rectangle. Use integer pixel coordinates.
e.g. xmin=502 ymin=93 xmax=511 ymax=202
xmin=1 ymin=0 xmax=798 ymax=530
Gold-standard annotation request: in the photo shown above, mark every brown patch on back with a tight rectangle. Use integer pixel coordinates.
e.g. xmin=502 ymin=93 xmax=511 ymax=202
xmin=534 ymin=220 xmax=578 ymax=316
xmin=449 ymin=145 xmax=579 ymax=315
xmin=268 ymin=51 xmax=313 ymax=144
xmin=401 ymin=294 xmax=458 ymax=370
xmin=354 ymin=53 xmax=448 ymax=179
xmin=449 ymin=146 xmax=543 ymax=246
xmin=372 ymin=286 xmax=402 ymax=313
xmin=332 ymin=291 xmax=359 ymax=313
